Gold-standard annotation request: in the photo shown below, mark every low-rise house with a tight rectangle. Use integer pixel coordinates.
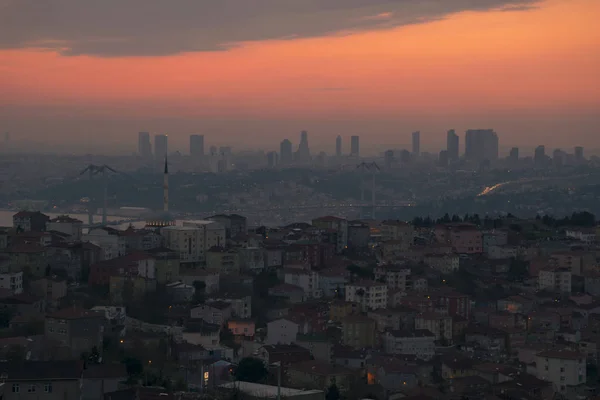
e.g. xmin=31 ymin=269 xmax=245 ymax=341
xmin=539 ymin=267 xmax=571 ymax=293
xmin=0 ymin=293 xmax=44 ymax=319
xmin=227 ymin=319 xmax=255 ymax=338
xmin=267 ymin=318 xmax=306 ymax=345
xmin=190 ymin=301 xmax=232 ymax=326
xmin=0 ymin=360 xmax=83 ymax=400
xmin=12 ymin=211 xmax=50 ymax=232
xmin=368 ymin=306 xmax=417 ymax=332
xmin=165 ymin=281 xmax=195 ymax=303
xmin=269 ymin=283 xmax=305 ymax=304
xmin=286 ymin=360 xmax=356 ymax=394
xmin=329 ymin=300 xmax=359 ymax=323
xmin=295 ymin=333 xmax=333 ymax=363
xmin=146 ymin=247 xmax=180 ymax=284
xmin=383 ymin=330 xmax=435 ymax=360
xmin=207 ymin=292 xmax=251 ymax=319
xmin=256 ymin=344 xmax=312 ymax=365
xmin=182 ymin=319 xmax=220 ymax=347
xmin=177 ymin=268 xmax=220 ymax=294
xmin=82 ymin=364 xmax=128 ymax=400
xmin=440 ymin=355 xmax=475 ymax=380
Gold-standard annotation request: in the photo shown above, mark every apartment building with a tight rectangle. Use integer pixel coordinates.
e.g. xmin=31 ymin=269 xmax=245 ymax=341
xmin=415 ymin=313 xmax=453 ymax=343
xmin=345 ymin=281 xmax=387 ymax=311
xmin=538 ymin=268 xmax=572 ymax=293
xmin=384 ymin=330 xmax=435 ymax=360
xmin=535 ymin=349 xmax=586 ymax=393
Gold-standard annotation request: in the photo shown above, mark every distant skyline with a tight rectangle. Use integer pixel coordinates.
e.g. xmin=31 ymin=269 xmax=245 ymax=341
xmin=0 ymin=0 xmax=599 ymax=153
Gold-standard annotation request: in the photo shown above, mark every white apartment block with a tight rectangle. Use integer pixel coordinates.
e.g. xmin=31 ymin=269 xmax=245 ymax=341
xmin=345 ymin=281 xmax=387 ymax=311
xmin=539 ymin=268 xmax=571 ymax=293
xmin=535 ymin=350 xmax=586 ymax=393
xmin=384 ymin=330 xmax=435 ymax=360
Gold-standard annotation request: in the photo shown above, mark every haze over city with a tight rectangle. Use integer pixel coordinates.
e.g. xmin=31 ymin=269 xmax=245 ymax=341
xmin=1 ymin=0 xmax=599 ymax=154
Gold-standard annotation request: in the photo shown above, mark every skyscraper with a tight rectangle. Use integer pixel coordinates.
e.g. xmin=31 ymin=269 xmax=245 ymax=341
xmin=336 ymin=135 xmax=342 ymax=157
xmin=350 ymin=136 xmax=360 ymax=158
xmin=154 ymin=134 xmax=168 ymax=159
xmin=412 ymin=131 xmax=420 ymax=157
xmin=138 ymin=132 xmax=152 ymax=157
xmin=446 ymin=130 xmax=459 ymax=161
xmin=296 ymin=130 xmax=311 ymax=163
xmin=190 ymin=135 xmax=205 ymax=158
xmin=464 ymin=129 xmax=498 ymax=163
xmin=280 ymin=139 xmax=293 ymax=164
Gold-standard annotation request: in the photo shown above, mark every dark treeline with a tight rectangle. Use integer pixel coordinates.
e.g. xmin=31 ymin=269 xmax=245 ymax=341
xmin=412 ymin=211 xmax=596 ymax=229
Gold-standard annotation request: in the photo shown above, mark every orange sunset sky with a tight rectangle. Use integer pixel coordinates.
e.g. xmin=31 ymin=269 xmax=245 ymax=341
xmin=0 ymin=0 xmax=599 ymax=154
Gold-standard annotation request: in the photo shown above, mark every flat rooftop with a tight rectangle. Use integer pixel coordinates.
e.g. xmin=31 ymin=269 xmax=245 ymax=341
xmin=219 ymin=382 xmax=323 ymax=398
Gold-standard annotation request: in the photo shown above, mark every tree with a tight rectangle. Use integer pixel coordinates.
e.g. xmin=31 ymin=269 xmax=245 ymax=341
xmin=192 ymin=280 xmax=206 ymax=304
xmin=235 ymin=357 xmax=268 ymax=383
xmin=326 ymin=383 xmax=341 ymax=400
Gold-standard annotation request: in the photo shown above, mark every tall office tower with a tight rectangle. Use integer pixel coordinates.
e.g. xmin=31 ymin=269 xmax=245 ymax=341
xmin=509 ymin=147 xmax=519 ymax=162
xmin=350 ymin=136 xmax=360 ymax=158
xmin=336 ymin=135 xmax=342 ymax=157
xmin=280 ymin=139 xmax=293 ymax=164
xmin=534 ymin=145 xmax=546 ymax=166
xmin=296 ymin=130 xmax=311 ymax=163
xmin=267 ymin=151 xmax=278 ymax=168
xmin=138 ymin=132 xmax=152 ymax=157
xmin=412 ymin=131 xmax=421 ymax=156
xmin=464 ymin=129 xmax=498 ymax=162
xmin=574 ymin=146 xmax=584 ymax=162
xmin=190 ymin=135 xmax=205 ymax=157
xmin=446 ymin=130 xmax=459 ymax=162
xmin=154 ymin=134 xmax=168 ymax=159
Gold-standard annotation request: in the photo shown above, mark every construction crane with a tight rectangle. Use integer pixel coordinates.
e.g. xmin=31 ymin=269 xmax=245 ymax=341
xmin=80 ymin=164 xmax=117 ymax=226
xmin=356 ymin=162 xmax=380 ymax=219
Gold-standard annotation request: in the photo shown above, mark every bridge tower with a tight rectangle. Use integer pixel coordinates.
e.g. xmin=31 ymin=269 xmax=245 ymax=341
xmin=357 ymin=162 xmax=380 ymax=219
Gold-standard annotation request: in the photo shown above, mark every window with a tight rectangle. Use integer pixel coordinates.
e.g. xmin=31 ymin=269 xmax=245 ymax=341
xmin=44 ymin=383 xmax=53 ymax=393
xmin=28 ymin=385 xmax=36 ymax=393
xmin=12 ymin=384 xmax=20 ymax=393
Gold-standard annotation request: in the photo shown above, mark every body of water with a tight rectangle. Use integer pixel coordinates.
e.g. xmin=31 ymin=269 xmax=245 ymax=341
xmin=0 ymin=210 xmax=147 ymax=230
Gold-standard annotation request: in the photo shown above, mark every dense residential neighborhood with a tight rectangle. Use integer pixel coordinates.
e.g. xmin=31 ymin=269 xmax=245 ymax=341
xmin=0 ymin=210 xmax=600 ymax=400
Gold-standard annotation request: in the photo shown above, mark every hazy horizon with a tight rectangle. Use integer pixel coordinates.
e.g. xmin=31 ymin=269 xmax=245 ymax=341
xmin=1 ymin=0 xmax=599 ymax=154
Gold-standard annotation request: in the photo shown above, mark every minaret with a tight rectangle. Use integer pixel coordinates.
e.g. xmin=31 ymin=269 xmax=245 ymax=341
xmin=163 ymin=155 xmax=169 ymax=212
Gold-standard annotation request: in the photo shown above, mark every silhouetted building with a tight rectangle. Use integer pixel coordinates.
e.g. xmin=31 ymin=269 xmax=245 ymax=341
xmin=336 ymin=135 xmax=342 ymax=157
xmin=412 ymin=131 xmax=420 ymax=157
xmin=280 ymin=139 xmax=293 ymax=165
xmin=350 ymin=136 xmax=360 ymax=158
xmin=296 ymin=131 xmax=311 ymax=164
xmin=534 ymin=145 xmax=546 ymax=167
xmin=465 ymin=129 xmax=498 ymax=163
xmin=154 ymin=134 xmax=168 ymax=159
xmin=553 ymin=149 xmax=565 ymax=168
xmin=267 ymin=151 xmax=278 ymax=168
xmin=384 ymin=150 xmax=394 ymax=169
xmin=190 ymin=135 xmax=205 ymax=158
xmin=138 ymin=132 xmax=152 ymax=157
xmin=446 ymin=129 xmax=459 ymax=162
xmin=399 ymin=149 xmax=411 ymax=163
xmin=575 ymin=146 xmax=584 ymax=162
xmin=509 ymin=147 xmax=519 ymax=163
xmin=439 ymin=150 xmax=449 ymax=167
